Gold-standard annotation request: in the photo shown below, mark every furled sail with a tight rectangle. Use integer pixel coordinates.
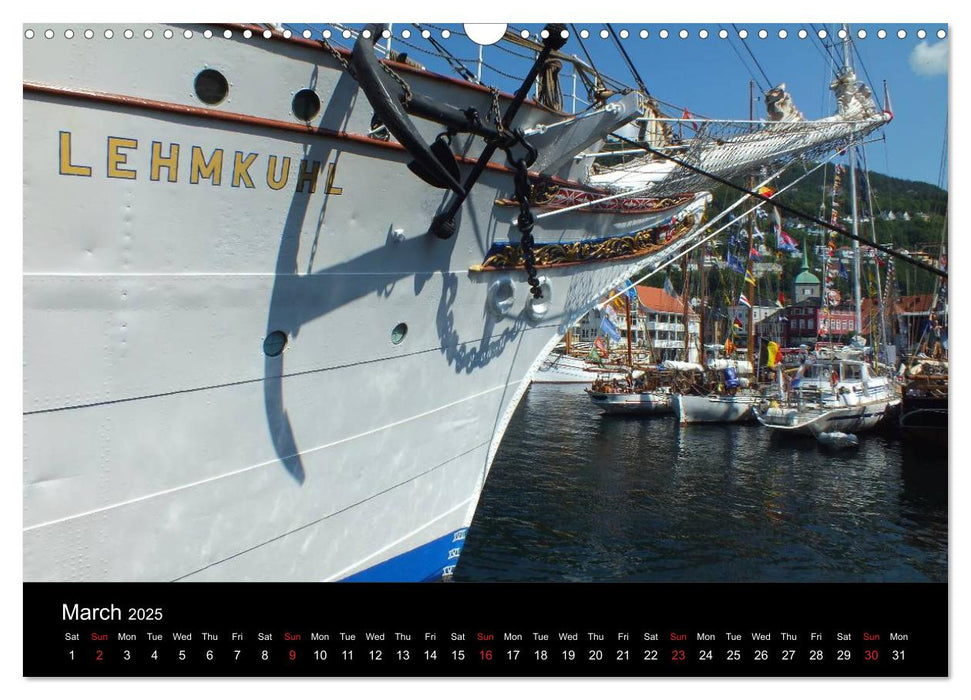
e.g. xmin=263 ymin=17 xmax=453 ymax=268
xmin=588 ymin=68 xmax=890 ymax=195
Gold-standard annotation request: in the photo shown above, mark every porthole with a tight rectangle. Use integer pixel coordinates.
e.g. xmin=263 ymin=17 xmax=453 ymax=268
xmin=263 ymin=330 xmax=288 ymax=357
xmin=391 ymin=323 xmax=408 ymax=345
xmin=194 ymin=68 xmax=229 ymax=105
xmin=292 ymin=89 xmax=321 ymax=122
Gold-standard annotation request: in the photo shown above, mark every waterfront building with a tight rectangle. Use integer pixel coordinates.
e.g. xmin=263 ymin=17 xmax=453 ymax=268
xmin=572 ymin=286 xmax=700 ymax=362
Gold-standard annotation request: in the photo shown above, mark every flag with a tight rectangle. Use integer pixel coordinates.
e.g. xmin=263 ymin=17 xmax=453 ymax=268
xmin=744 ymin=270 xmax=756 ymax=287
xmin=594 ymin=336 xmax=608 ymax=358
xmin=776 ymin=292 xmax=785 ymax=309
xmin=767 ymin=341 xmax=780 ymax=368
xmin=726 ymin=252 xmax=746 ymax=274
xmin=738 ymin=293 xmax=752 ymax=309
xmin=681 ymin=107 xmax=698 ymax=131
xmin=625 ymin=282 xmax=638 ymax=301
xmin=663 ymin=276 xmax=677 ymax=297
xmin=600 ymin=315 xmax=621 ymax=343
xmin=838 ymin=261 xmax=849 ymax=281
xmin=724 ymin=337 xmax=736 ymax=356
xmin=775 ymin=225 xmax=798 ymax=253
xmin=758 ymin=185 xmax=776 ymax=198
xmin=750 ymin=246 xmax=761 ymax=260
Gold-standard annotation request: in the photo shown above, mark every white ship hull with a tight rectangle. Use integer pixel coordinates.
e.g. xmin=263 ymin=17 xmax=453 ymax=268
xmin=673 ymin=393 xmax=757 ymax=424
xmin=24 ymin=24 xmax=709 ymax=582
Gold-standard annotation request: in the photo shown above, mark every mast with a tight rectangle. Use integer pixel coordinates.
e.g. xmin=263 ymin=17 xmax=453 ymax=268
xmin=625 ymin=294 xmax=634 ymax=370
xmin=682 ymin=259 xmax=691 ymax=361
xmin=699 ymin=241 xmax=707 ymax=358
xmin=860 ymin=146 xmax=886 ymax=359
xmin=843 ymin=24 xmax=864 ymax=337
xmin=746 ymin=80 xmax=757 ymax=372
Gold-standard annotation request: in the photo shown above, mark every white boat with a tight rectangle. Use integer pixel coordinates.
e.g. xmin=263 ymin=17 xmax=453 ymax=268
xmin=673 ymin=392 xmax=758 ymax=424
xmin=533 ymin=352 xmax=628 ymax=384
xmin=754 ymin=356 xmax=899 ymax=436
xmin=23 ymin=23 xmax=890 ymax=582
xmin=672 ymin=352 xmax=758 ymax=424
xmin=586 ymin=384 xmax=672 ymax=415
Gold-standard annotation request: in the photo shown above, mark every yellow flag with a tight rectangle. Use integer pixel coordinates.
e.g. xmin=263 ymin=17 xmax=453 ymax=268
xmin=767 ymin=341 xmax=780 ymax=368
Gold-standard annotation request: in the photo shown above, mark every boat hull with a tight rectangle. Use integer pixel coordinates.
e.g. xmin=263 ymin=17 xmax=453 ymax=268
xmin=24 ymin=24 xmax=710 ymax=582
xmin=754 ymin=399 xmax=898 ymax=436
xmin=532 ymin=354 xmax=626 ymax=384
xmin=673 ymin=393 xmax=756 ymax=424
xmin=587 ymin=390 xmax=672 ymax=414
xmin=899 ymin=398 xmax=948 ymax=450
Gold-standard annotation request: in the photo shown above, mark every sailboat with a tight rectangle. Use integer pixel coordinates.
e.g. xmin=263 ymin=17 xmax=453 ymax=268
xmin=585 ymin=286 xmax=692 ymax=414
xmin=898 ymin=221 xmax=947 ymax=448
xmin=532 ymin=329 xmax=629 ymax=384
xmin=673 ymin=126 xmax=762 ymax=426
xmin=754 ymin=27 xmax=902 ymax=440
xmin=754 ymin=345 xmax=899 ymax=435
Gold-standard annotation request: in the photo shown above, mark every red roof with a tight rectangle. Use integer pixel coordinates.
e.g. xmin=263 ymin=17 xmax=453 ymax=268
xmin=859 ymin=294 xmax=937 ymax=334
xmin=636 ymin=286 xmax=696 ymax=315
xmin=895 ymin=294 xmax=936 ymax=314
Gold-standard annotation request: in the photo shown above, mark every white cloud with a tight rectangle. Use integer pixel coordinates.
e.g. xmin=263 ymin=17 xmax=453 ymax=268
xmin=909 ymin=40 xmax=948 ymax=77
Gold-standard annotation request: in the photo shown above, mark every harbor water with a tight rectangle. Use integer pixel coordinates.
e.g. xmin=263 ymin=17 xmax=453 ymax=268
xmin=455 ymin=384 xmax=947 ymax=583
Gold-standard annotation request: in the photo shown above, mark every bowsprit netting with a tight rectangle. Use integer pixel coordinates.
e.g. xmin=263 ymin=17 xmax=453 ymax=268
xmin=587 ymin=71 xmax=891 ymax=197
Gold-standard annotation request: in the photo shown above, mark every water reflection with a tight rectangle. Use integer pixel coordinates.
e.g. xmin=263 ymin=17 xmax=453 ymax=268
xmin=455 ymin=383 xmax=947 ymax=583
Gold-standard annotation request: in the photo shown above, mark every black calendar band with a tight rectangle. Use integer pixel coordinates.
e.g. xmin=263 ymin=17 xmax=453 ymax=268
xmin=24 ymin=582 xmax=947 ymax=677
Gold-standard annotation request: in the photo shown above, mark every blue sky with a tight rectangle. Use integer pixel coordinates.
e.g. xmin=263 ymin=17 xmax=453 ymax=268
xmin=302 ymin=22 xmax=948 ymax=188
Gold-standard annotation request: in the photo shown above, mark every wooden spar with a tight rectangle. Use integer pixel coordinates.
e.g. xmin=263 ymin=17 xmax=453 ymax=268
xmin=681 ymin=255 xmax=691 ymax=361
xmin=746 ymin=80 xmax=757 ymax=378
xmin=625 ymin=294 xmax=634 ymax=370
xmin=699 ymin=240 xmax=707 ymax=358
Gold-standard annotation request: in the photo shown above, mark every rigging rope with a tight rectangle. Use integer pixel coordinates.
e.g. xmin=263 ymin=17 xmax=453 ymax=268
xmin=608 ymin=132 xmax=947 ymax=279
xmin=601 ymin=155 xmax=839 ymax=310
xmin=412 ymin=24 xmax=480 ymax=83
xmin=731 ymin=24 xmax=772 ymax=91
xmin=719 ymin=25 xmax=764 ymax=93
xmin=605 ymin=24 xmax=650 ymax=96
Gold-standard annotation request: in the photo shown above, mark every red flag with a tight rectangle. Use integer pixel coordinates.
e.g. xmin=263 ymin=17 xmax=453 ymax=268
xmin=681 ymin=107 xmax=698 ymax=131
xmin=594 ymin=336 xmax=608 ymax=357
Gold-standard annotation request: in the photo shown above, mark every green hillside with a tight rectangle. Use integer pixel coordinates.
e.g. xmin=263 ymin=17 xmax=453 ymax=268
xmin=698 ymin=165 xmax=948 ymax=297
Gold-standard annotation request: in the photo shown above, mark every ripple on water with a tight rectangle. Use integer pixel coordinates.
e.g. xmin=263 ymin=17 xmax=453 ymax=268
xmin=455 ymin=384 xmax=947 ymax=583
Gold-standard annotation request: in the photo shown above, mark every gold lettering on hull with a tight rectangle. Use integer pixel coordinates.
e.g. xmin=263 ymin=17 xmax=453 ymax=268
xmin=56 ymin=131 xmax=343 ymax=195
xmin=106 ymin=137 xmax=137 ymax=179
xmin=58 ymin=131 xmax=92 ymax=177
xmin=150 ymin=141 xmax=180 ymax=182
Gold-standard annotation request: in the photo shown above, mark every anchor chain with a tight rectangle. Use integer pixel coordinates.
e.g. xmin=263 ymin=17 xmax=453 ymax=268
xmin=506 ymin=140 xmax=543 ymax=299
xmin=320 ymin=36 xmax=413 ymax=106
xmin=488 ymin=87 xmax=505 ymax=137
xmin=320 ymin=38 xmax=355 ymax=78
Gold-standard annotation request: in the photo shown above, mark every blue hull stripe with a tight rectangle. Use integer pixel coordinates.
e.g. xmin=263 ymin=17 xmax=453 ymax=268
xmin=341 ymin=528 xmax=468 ymax=582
